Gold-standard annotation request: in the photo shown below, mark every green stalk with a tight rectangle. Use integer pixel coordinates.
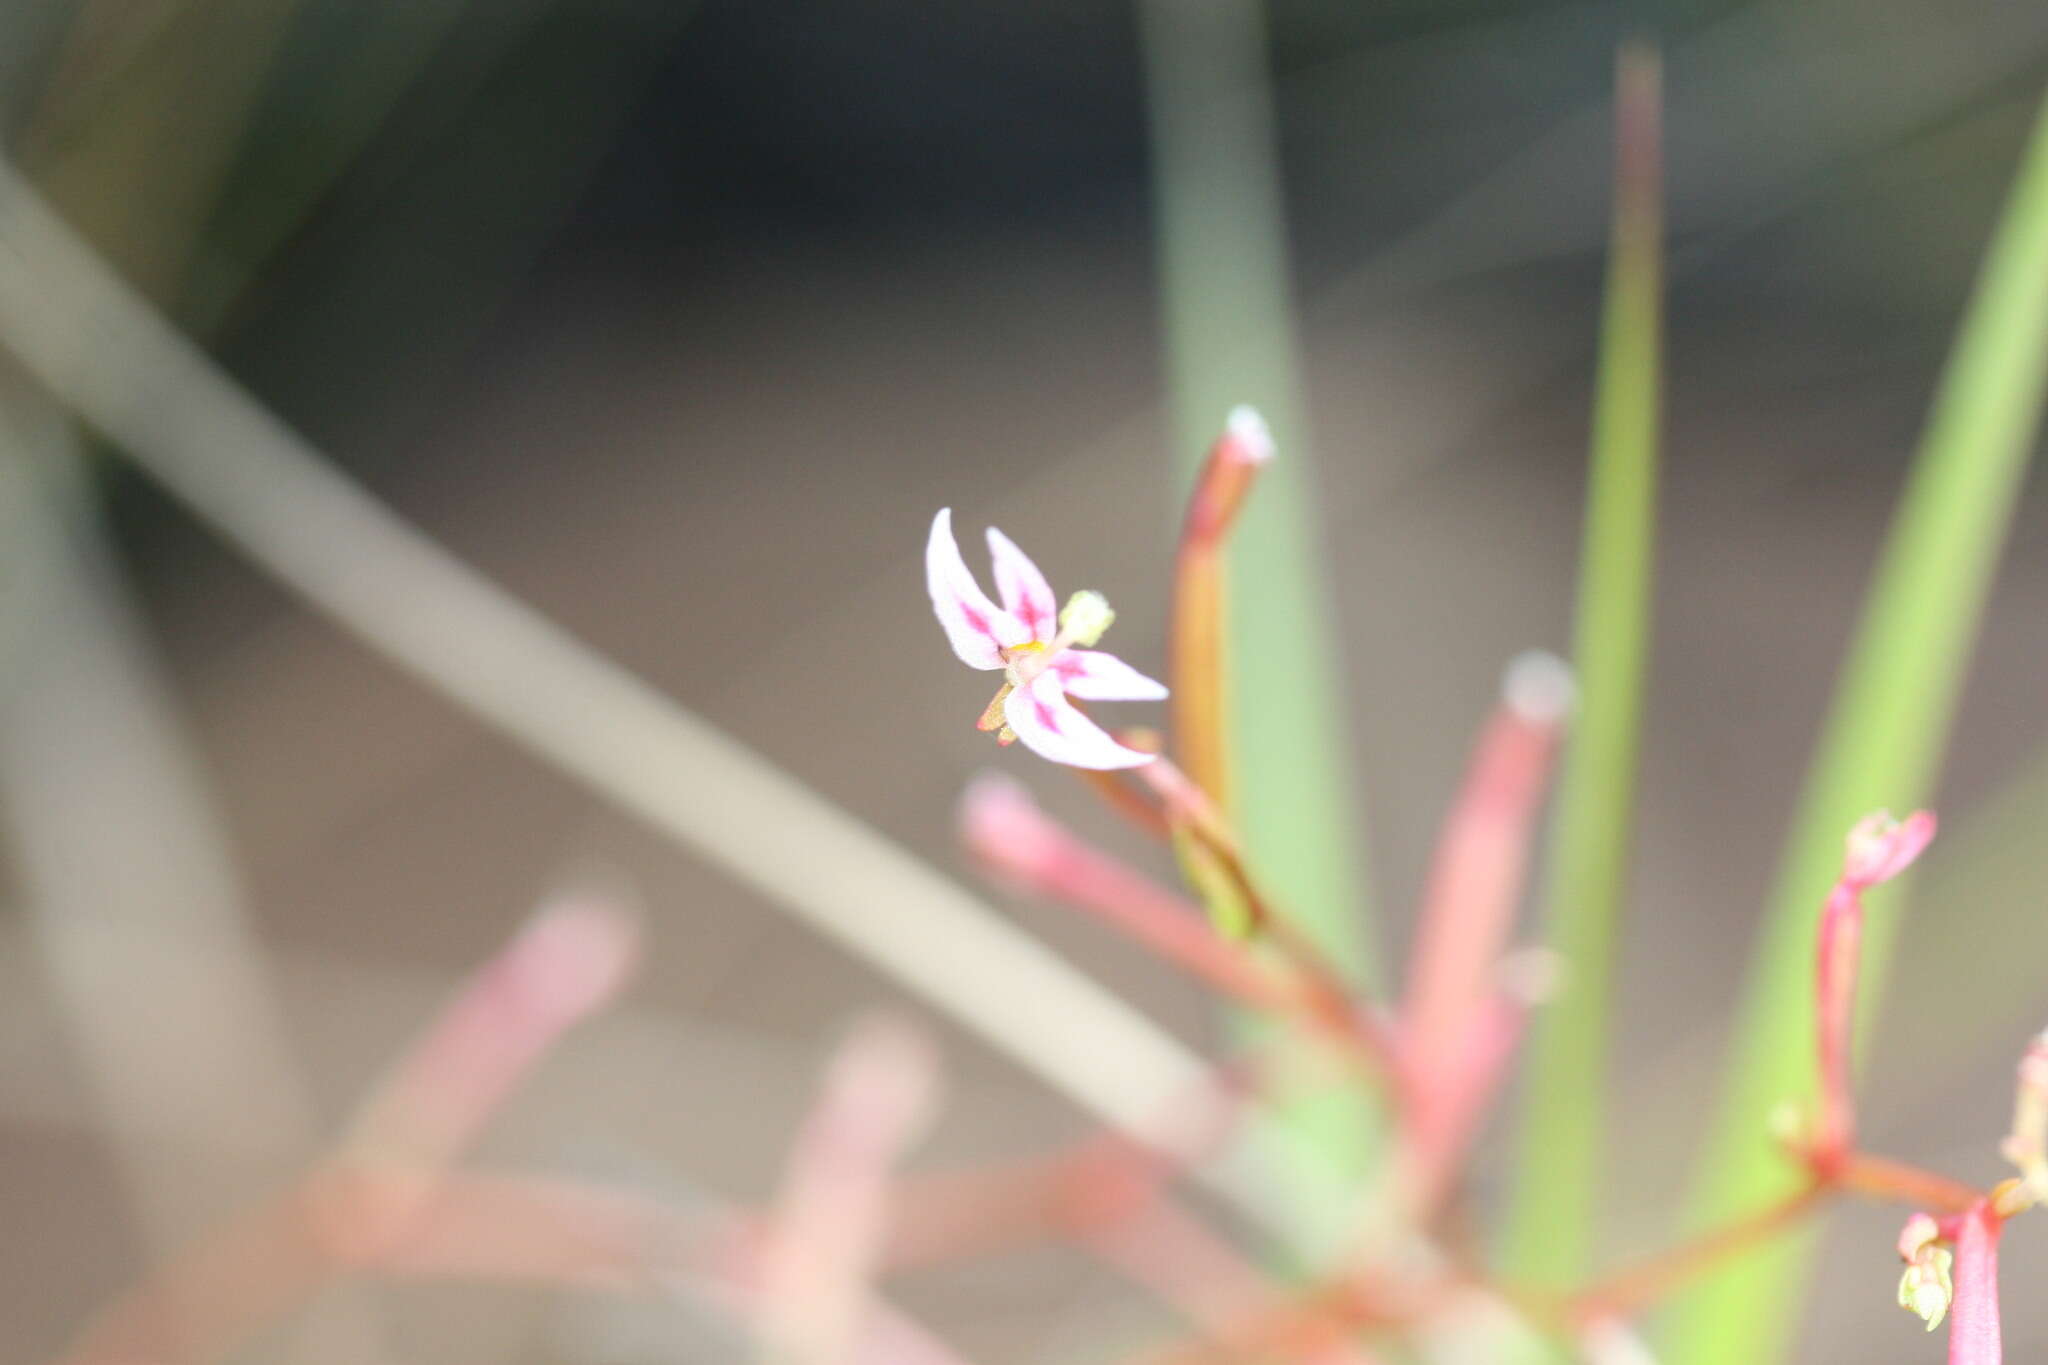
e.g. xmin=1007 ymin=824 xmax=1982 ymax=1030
xmin=1663 ymin=91 xmax=2048 ymax=1365
xmin=1135 ymin=0 xmax=1379 ymax=1227
xmin=1501 ymin=42 xmax=1663 ymax=1289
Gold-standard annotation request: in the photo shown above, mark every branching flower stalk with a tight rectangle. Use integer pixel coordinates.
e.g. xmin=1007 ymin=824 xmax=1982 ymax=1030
xmin=49 ymin=410 xmax=2048 ymax=1365
xmin=929 ymin=409 xmax=2045 ymax=1364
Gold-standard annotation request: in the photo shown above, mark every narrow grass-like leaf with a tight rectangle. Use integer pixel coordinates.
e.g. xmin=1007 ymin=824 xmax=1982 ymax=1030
xmin=1663 ymin=92 xmax=2048 ymax=1365
xmin=1501 ymin=43 xmax=1663 ymax=1288
xmin=1135 ymin=0 xmax=1380 ymax=1206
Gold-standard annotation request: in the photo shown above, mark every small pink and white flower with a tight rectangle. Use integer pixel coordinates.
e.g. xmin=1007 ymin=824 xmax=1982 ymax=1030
xmin=926 ymin=508 xmax=1166 ymax=770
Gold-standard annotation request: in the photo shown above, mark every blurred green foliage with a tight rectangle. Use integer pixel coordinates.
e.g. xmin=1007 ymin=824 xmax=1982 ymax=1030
xmin=1503 ymin=43 xmax=1662 ymax=1291
xmin=1665 ymin=90 xmax=2048 ymax=1365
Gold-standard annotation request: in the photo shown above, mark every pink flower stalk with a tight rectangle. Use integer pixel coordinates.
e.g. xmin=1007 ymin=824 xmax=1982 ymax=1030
xmin=343 ymin=892 xmax=641 ymax=1170
xmin=959 ymin=772 xmax=1295 ymax=1010
xmin=927 ymin=508 xmax=1167 ymax=769
xmin=1397 ymin=652 xmax=1571 ymax=1208
xmin=1170 ymin=405 xmax=1275 ymax=806
xmin=1813 ymin=810 xmax=1936 ymax=1161
xmin=386 ymin=1173 xmax=985 ymax=1365
xmin=1946 ymin=1201 xmax=2004 ymax=1364
xmin=1400 ymin=951 xmax=1561 ymax=1220
xmin=757 ymin=1016 xmax=941 ymax=1365
xmin=324 ymin=890 xmax=641 ymax=1261
xmin=1131 ymin=753 xmax=1404 ymax=1068
xmin=60 ymin=897 xmax=646 ymax=1365
xmin=962 ymin=774 xmax=1400 ymax=1078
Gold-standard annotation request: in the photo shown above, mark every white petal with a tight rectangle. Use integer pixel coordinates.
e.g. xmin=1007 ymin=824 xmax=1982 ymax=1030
xmin=926 ymin=509 xmax=1029 ymax=669
xmin=1053 ymin=649 xmax=1168 ymax=702
xmin=985 ymin=525 xmax=1058 ymax=643
xmin=1002 ymin=673 xmax=1155 ymax=770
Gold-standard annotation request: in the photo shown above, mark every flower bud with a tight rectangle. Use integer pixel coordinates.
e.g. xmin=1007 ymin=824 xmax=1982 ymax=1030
xmin=1896 ymin=1214 xmax=1954 ymax=1332
xmin=1223 ymin=405 xmax=1275 ymax=465
xmin=1842 ymin=809 xmax=1936 ymax=889
xmin=1897 ymin=1246 xmax=1954 ymax=1332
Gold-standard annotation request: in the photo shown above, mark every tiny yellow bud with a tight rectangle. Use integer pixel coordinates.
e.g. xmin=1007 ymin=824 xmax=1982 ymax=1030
xmin=1059 ymin=591 xmax=1115 ymax=647
xmin=1897 ymin=1247 xmax=1953 ymax=1332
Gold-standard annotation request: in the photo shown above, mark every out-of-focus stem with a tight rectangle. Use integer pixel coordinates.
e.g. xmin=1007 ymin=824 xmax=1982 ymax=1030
xmin=1835 ymin=1153 xmax=1982 ymax=1215
xmin=964 ymin=773 xmax=1300 ymax=1008
xmin=1399 ymin=658 xmax=1569 ymax=1217
xmin=757 ymin=1018 xmax=939 ymax=1365
xmin=60 ymin=894 xmax=637 ymax=1365
xmin=325 ymin=891 xmax=640 ymax=1258
xmin=2000 ymin=1030 xmax=2048 ymax=1201
xmin=1570 ymin=1184 xmax=1827 ymax=1322
xmin=962 ymin=775 xmax=1396 ymax=1079
xmin=1562 ymin=1146 xmax=1982 ymax=1329
xmin=1133 ymin=755 xmax=1400 ymax=1064
xmin=1812 ymin=884 xmax=1864 ymax=1160
xmin=344 ymin=892 xmax=639 ymax=1171
xmin=63 ymin=1167 xmax=981 ymax=1365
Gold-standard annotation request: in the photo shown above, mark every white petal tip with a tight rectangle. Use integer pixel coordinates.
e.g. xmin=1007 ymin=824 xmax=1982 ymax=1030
xmin=1502 ymin=649 xmax=1575 ymax=725
xmin=1224 ymin=405 xmax=1275 ymax=463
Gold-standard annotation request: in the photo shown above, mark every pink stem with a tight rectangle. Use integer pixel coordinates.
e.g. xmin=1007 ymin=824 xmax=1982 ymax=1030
xmin=1813 ymin=883 xmax=1863 ymax=1161
xmin=756 ymin=1017 xmax=939 ymax=1365
xmin=390 ymin=1173 xmax=983 ymax=1365
xmin=1811 ymin=811 xmax=1935 ymax=1164
xmin=344 ymin=891 xmax=640 ymax=1170
xmin=960 ymin=775 xmax=1310 ymax=1017
xmin=1401 ymin=991 xmax=1539 ymax=1218
xmin=1948 ymin=1201 xmax=2004 ymax=1365
xmin=1398 ymin=675 xmax=1564 ymax=1204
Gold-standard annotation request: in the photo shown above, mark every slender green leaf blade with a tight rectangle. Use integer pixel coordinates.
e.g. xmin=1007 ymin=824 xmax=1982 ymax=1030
xmin=1135 ymin=0 xmax=1379 ymax=1222
xmin=1136 ymin=0 xmax=1372 ymax=984
xmin=1502 ymin=42 xmax=1663 ymax=1289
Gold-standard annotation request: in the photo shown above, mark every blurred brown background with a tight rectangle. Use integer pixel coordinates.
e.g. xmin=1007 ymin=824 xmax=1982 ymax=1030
xmin=3 ymin=1 xmax=2048 ymax=1360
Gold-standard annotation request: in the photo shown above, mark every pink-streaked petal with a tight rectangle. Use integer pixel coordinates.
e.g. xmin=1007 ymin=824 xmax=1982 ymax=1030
xmin=985 ymin=525 xmax=1058 ymax=642
xmin=1052 ymin=649 xmax=1169 ymax=702
xmin=1003 ymin=673 xmax=1155 ymax=770
xmin=927 ymin=509 xmax=1029 ymax=669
